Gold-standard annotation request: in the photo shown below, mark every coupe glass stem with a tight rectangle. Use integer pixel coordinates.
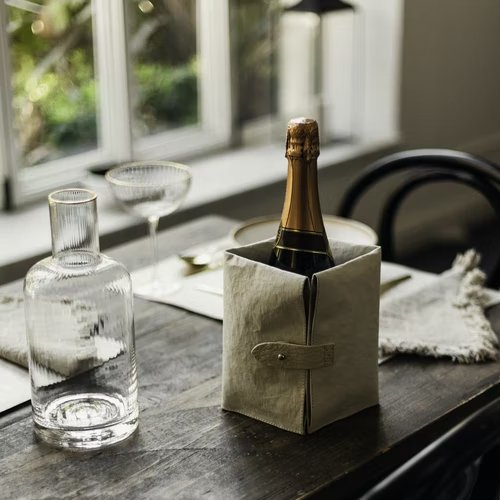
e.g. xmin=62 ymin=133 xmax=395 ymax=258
xmin=148 ymin=216 xmax=160 ymax=288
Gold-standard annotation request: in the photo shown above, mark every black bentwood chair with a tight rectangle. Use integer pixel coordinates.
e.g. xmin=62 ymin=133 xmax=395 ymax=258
xmin=360 ymin=395 xmax=500 ymax=500
xmin=337 ymin=149 xmax=500 ymax=288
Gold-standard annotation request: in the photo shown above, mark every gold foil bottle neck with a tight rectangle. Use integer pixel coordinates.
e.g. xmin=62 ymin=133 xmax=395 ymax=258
xmin=285 ymin=117 xmax=320 ymax=161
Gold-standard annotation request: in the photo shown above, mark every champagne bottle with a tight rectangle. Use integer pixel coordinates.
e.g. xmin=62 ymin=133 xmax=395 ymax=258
xmin=269 ymin=118 xmax=335 ymax=278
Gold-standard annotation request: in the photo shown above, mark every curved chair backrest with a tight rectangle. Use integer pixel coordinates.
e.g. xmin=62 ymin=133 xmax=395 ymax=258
xmin=338 ymin=149 xmax=500 ymax=288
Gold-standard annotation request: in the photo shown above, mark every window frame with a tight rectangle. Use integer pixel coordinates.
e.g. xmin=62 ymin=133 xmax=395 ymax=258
xmin=0 ymin=0 xmax=232 ymax=207
xmin=0 ymin=0 xmax=403 ymax=210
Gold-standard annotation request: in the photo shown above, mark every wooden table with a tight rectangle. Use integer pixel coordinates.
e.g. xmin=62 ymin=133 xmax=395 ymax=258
xmin=2 ymin=215 xmax=500 ymax=499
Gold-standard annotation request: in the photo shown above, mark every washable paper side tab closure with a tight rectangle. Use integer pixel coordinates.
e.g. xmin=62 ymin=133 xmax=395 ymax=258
xmin=252 ymin=342 xmax=335 ymax=369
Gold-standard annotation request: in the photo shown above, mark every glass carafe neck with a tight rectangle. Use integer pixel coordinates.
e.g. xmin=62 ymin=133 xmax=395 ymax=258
xmin=49 ymin=189 xmax=100 ymax=258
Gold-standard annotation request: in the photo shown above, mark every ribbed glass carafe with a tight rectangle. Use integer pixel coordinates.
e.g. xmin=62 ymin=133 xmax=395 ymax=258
xmin=24 ymin=189 xmax=138 ymax=450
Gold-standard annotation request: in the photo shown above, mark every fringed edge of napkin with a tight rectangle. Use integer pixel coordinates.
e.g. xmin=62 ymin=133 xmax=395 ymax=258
xmin=379 ymin=250 xmax=498 ymax=363
xmin=450 ymin=252 xmax=498 ymax=363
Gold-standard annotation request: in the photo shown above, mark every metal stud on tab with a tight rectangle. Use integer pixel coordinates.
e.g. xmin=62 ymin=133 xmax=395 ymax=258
xmin=277 ymin=353 xmax=286 ymax=360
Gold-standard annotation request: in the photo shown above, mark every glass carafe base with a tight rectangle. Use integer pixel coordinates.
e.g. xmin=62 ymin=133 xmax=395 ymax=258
xmin=34 ymin=393 xmax=138 ymax=450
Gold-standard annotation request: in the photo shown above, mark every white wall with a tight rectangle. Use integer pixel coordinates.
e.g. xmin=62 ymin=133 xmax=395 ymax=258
xmin=400 ymin=0 xmax=500 ymax=159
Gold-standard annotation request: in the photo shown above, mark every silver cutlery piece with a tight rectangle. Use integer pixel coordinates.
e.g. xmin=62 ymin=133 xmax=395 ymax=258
xmin=179 ymin=251 xmax=215 ymax=267
xmin=194 ymin=284 xmax=223 ymax=296
xmin=178 ymin=242 xmax=228 ymax=269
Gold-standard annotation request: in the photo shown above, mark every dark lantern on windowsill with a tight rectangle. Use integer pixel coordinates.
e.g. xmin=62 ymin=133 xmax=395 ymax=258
xmin=285 ymin=0 xmax=355 ymax=14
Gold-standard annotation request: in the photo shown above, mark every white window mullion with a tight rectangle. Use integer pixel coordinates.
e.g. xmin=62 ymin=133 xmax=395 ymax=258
xmin=0 ymin=0 xmax=20 ymax=208
xmin=198 ymin=0 xmax=231 ymax=142
xmin=133 ymin=0 xmax=232 ymax=161
xmin=353 ymin=0 xmax=404 ymax=144
xmin=93 ymin=0 xmax=132 ymax=163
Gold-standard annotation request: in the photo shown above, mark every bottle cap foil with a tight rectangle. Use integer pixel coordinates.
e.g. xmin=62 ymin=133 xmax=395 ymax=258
xmin=286 ymin=117 xmax=320 ymax=161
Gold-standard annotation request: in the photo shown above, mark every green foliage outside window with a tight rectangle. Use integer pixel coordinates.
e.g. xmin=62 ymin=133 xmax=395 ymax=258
xmin=7 ymin=0 xmax=198 ymax=166
xmin=133 ymin=59 xmax=198 ymax=137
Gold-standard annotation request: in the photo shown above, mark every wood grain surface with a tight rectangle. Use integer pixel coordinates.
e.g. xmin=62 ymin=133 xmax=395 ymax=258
xmin=1 ymin=214 xmax=500 ymax=499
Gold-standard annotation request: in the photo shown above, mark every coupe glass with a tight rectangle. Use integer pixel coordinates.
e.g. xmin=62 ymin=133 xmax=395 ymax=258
xmin=106 ymin=161 xmax=192 ymax=295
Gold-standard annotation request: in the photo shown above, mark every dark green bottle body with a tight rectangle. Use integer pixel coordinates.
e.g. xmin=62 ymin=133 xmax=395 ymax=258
xmin=269 ymin=226 xmax=334 ymax=278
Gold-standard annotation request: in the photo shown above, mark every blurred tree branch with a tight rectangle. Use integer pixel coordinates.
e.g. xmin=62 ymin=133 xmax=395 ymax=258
xmin=5 ymin=0 xmax=42 ymax=15
xmin=31 ymin=3 xmax=91 ymax=82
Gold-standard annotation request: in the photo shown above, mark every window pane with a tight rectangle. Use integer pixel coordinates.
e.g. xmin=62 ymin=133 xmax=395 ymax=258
xmin=6 ymin=0 xmax=98 ymax=167
xmin=231 ymin=0 xmax=279 ymax=125
xmin=127 ymin=0 xmax=199 ymax=139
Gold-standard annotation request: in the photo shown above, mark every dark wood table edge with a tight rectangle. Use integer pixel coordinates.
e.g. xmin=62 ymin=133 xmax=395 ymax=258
xmin=304 ymin=377 xmax=500 ymax=500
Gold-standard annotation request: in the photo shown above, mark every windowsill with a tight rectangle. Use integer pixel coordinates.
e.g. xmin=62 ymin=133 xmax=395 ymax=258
xmin=0 ymin=138 xmax=398 ymax=277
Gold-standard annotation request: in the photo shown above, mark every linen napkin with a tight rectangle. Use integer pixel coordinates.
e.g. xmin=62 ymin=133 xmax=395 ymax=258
xmin=379 ymin=250 xmax=500 ymax=363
